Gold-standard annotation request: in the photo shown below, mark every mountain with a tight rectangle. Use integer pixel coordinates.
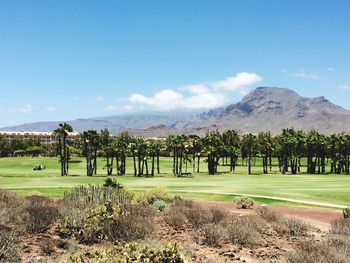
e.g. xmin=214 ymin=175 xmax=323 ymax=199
xmin=188 ymin=87 xmax=350 ymax=134
xmin=2 ymin=87 xmax=350 ymax=136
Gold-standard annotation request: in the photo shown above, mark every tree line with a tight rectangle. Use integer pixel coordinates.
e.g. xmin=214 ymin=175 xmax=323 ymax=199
xmin=52 ymin=124 xmax=350 ymax=177
xmin=1 ymin=124 xmax=350 ymax=176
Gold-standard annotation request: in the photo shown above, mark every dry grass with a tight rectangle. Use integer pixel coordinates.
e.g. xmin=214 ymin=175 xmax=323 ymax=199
xmin=287 ymin=241 xmax=347 ymax=263
xmin=200 ymin=223 xmax=225 ymax=247
xmin=274 ymin=217 xmax=309 ymax=236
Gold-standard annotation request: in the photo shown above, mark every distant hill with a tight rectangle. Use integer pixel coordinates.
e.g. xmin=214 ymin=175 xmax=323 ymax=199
xmin=2 ymin=87 xmax=350 ymax=136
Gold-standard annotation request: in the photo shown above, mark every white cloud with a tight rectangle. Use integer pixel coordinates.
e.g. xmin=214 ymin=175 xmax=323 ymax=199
xmin=213 ymin=72 xmax=262 ymax=94
xmin=130 ymin=89 xmax=183 ymax=110
xmin=182 ymin=84 xmax=209 ymax=94
xmin=130 ymin=89 xmax=228 ymax=110
xmin=294 ymin=70 xmax=321 ymax=80
xmin=338 ymin=85 xmax=350 ymax=90
xmin=328 ymin=67 xmax=335 ymax=72
xmin=104 ymin=106 xmax=119 ymax=111
xmin=45 ymin=106 xmax=56 ymax=112
xmin=128 ymin=72 xmax=262 ymax=110
xmin=95 ymin=95 xmax=104 ymax=102
xmin=20 ymin=104 xmax=33 ymax=113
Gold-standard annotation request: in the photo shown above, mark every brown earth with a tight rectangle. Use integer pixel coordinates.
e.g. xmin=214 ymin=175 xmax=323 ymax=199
xmin=197 ymin=200 xmax=343 ymax=230
xmin=19 ymin=202 xmax=341 ymax=263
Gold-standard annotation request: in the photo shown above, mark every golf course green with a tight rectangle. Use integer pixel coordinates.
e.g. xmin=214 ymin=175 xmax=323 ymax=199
xmin=0 ymin=156 xmax=349 ymax=208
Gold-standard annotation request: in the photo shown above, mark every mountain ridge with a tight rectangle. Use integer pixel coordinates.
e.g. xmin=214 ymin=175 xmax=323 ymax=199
xmin=2 ymin=87 xmax=350 ymax=136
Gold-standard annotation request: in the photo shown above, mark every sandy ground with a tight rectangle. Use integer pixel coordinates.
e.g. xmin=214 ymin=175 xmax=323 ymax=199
xmin=197 ymin=200 xmax=343 ymax=230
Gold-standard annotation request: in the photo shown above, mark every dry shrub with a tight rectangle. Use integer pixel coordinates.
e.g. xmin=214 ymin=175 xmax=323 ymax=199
xmin=210 ymin=207 xmax=229 ymax=224
xmin=256 ymin=206 xmax=280 ymax=222
xmin=38 ymin=237 xmax=56 ymax=255
xmin=274 ymin=217 xmax=309 ymax=236
xmin=201 ymin=223 xmax=225 ymax=247
xmin=287 ymin=241 xmax=347 ymax=263
xmin=184 ymin=206 xmax=213 ymax=228
xmin=164 ymin=206 xmax=187 ymax=229
xmin=239 ymin=214 xmax=268 ymax=233
xmin=330 ymin=218 xmax=350 ymax=236
xmin=226 ymin=221 xmax=261 ymax=246
xmin=327 ymin=235 xmax=350 ymax=257
xmin=0 ymin=190 xmax=25 ymax=227
xmin=0 ymin=225 xmax=21 ymax=263
xmin=22 ymin=196 xmax=60 ymax=233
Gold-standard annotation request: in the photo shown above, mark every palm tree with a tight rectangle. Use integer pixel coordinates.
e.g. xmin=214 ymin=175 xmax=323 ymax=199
xmin=222 ymin=130 xmax=240 ymax=173
xmin=257 ymin=132 xmax=274 ymax=174
xmin=53 ymin=123 xmax=73 ymax=176
xmin=100 ymin=129 xmax=115 ymax=175
xmin=202 ymin=131 xmax=224 ymax=175
xmin=81 ymin=130 xmax=100 ymax=176
xmin=241 ymin=133 xmax=256 ymax=175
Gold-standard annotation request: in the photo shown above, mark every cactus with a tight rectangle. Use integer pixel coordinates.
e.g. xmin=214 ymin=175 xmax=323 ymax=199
xmin=343 ymin=206 xmax=350 ymax=219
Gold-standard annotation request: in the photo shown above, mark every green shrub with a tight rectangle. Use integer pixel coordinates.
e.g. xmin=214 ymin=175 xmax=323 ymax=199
xmin=62 ymin=202 xmax=156 ymax=244
xmin=343 ymin=206 xmax=350 ymax=219
xmin=153 ymin=199 xmax=167 ymax=211
xmin=63 ymin=185 xmax=133 ymax=207
xmin=233 ymin=196 xmax=254 ymax=209
xmin=136 ymin=187 xmax=173 ymax=205
xmin=103 ymin=178 xmax=123 ymax=189
xmin=64 ymin=242 xmax=189 ymax=263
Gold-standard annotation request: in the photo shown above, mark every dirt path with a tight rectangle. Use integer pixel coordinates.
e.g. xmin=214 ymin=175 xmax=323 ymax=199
xmin=197 ymin=200 xmax=343 ymax=230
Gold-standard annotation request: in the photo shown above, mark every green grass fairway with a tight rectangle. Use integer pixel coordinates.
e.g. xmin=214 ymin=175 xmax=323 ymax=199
xmin=0 ymin=157 xmax=350 ymax=208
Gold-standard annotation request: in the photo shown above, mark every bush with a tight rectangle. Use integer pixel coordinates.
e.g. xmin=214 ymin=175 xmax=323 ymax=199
xmin=153 ymin=199 xmax=167 ymax=211
xmin=22 ymin=196 xmax=60 ymax=233
xmin=38 ymin=237 xmax=56 ymax=255
xmin=239 ymin=214 xmax=268 ymax=233
xmin=256 ymin=205 xmax=280 ymax=222
xmin=62 ymin=202 xmax=156 ymax=244
xmin=343 ymin=206 xmax=350 ymax=219
xmin=0 ymin=225 xmax=21 ymax=263
xmin=63 ymin=185 xmax=133 ymax=207
xmin=164 ymin=206 xmax=187 ymax=229
xmin=136 ymin=187 xmax=174 ymax=205
xmin=227 ymin=221 xmax=261 ymax=246
xmin=286 ymin=241 xmax=347 ymax=263
xmin=63 ymin=242 xmax=189 ymax=263
xmin=103 ymin=178 xmax=124 ymax=189
xmin=327 ymin=235 xmax=350 ymax=257
xmin=184 ymin=206 xmax=213 ymax=229
xmin=201 ymin=223 xmax=224 ymax=247
xmin=234 ymin=196 xmax=254 ymax=209
xmin=274 ymin=217 xmax=309 ymax=236
xmin=209 ymin=207 xmax=229 ymax=224
xmin=330 ymin=218 xmax=350 ymax=236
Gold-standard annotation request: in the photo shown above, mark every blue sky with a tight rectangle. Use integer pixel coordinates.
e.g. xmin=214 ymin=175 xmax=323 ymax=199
xmin=0 ymin=0 xmax=350 ymax=127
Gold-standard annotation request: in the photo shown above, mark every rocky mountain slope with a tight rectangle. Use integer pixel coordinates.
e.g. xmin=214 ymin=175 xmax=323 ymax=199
xmin=2 ymin=87 xmax=350 ymax=136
